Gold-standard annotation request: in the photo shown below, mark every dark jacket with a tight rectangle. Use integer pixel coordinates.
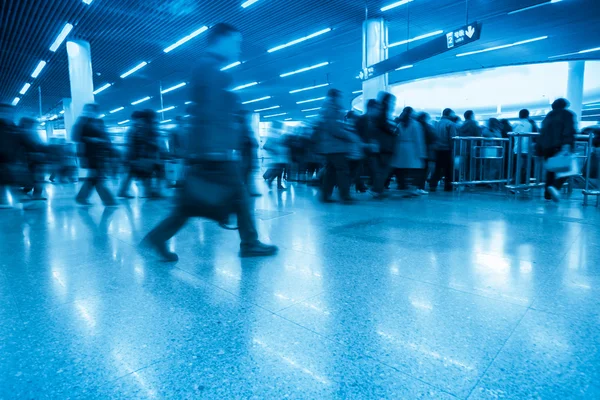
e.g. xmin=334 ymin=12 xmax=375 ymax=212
xmin=314 ymin=108 xmax=356 ymax=155
xmin=459 ymin=119 xmax=482 ymax=137
xmin=371 ymin=115 xmax=397 ymax=154
xmin=355 ymin=114 xmax=374 ymax=142
xmin=188 ymin=52 xmax=241 ymax=159
xmin=436 ymin=117 xmax=458 ymax=151
xmin=537 ymin=109 xmax=576 ymax=154
xmin=0 ymin=120 xmax=19 ymax=164
xmin=73 ymin=116 xmax=111 ymax=169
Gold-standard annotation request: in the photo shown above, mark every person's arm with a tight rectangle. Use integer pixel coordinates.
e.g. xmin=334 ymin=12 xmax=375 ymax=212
xmin=562 ymin=111 xmax=576 ymax=150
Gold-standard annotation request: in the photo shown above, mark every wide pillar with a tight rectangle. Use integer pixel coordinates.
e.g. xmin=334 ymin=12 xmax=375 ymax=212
xmin=566 ymin=60 xmax=585 ymax=124
xmin=362 ymin=18 xmax=388 ymax=111
xmin=66 ymin=40 xmax=95 ymax=138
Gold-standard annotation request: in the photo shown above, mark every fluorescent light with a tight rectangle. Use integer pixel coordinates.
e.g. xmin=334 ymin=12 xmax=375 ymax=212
xmin=109 ymin=107 xmax=124 ymax=114
xmin=99 ymin=114 xmax=105 ymax=118
xmin=395 ymin=64 xmax=414 ymax=70
xmin=268 ymin=28 xmax=331 ymax=53
xmin=221 ymin=61 xmax=241 ymax=71
xmin=120 ymin=61 xmax=148 ymax=78
xmin=289 ymin=83 xmax=329 ymax=94
xmin=296 ymin=96 xmax=325 ymax=105
xmin=456 ymin=36 xmax=548 ymax=57
xmin=352 ymin=90 xmax=363 ymax=94
xmin=158 ymin=106 xmax=175 ymax=113
xmin=263 ymin=112 xmax=287 ymax=118
xmin=60 ymin=110 xmax=65 ymax=114
xmin=184 ymin=101 xmax=192 ymax=105
xmin=163 ymin=26 xmax=209 ymax=53
xmin=280 ymin=62 xmax=329 ymax=77
xmin=580 ymin=46 xmax=600 ymax=54
xmin=548 ymin=46 xmax=600 ymax=59
xmin=306 ymin=114 xmax=319 ymax=118
xmin=49 ymin=23 xmax=73 ymax=52
xmin=284 ymin=118 xmax=293 ymax=121
xmin=242 ymin=96 xmax=271 ymax=104
xmin=254 ymin=105 xmax=280 ymax=112
xmin=11 ymin=97 xmax=20 ymax=106
xmin=381 ymin=0 xmax=413 ymax=12
xmin=160 ymin=119 xmax=172 ymax=124
xmin=508 ymin=0 xmax=561 ymax=15
xmin=388 ymin=30 xmax=444 ymax=48
xmin=585 ymin=103 xmax=600 ymax=108
xmin=19 ymin=83 xmax=31 ymax=95
xmin=31 ymin=61 xmax=47 ymax=78
xmin=93 ymin=83 xmax=112 ymax=95
xmin=117 ymin=119 xmax=130 ymax=125
xmin=241 ymin=0 xmax=260 ymax=8
xmin=232 ymin=82 xmax=259 ymax=91
xmin=301 ymin=107 xmax=321 ymax=112
xmin=83 ymin=0 xmax=93 ymax=4
xmin=161 ymin=82 xmax=187 ymax=94
xmin=131 ymin=96 xmax=151 ymax=105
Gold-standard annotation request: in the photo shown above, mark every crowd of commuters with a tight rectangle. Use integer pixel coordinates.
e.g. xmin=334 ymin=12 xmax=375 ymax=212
xmin=0 ymin=22 xmax=594 ymax=262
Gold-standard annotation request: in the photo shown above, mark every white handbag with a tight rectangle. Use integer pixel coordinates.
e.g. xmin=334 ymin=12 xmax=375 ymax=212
xmin=545 ymin=152 xmax=573 ymax=173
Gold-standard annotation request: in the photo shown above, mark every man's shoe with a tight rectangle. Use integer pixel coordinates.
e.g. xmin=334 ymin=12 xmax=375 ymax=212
xmin=141 ymin=237 xmax=179 ymax=262
xmin=240 ymin=242 xmax=278 ymax=258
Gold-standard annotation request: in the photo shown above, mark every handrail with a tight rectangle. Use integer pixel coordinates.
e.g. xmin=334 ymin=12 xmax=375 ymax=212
xmin=452 ymin=136 xmax=509 ymax=141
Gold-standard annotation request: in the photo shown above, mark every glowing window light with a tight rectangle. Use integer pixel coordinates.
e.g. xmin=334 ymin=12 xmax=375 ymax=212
xmin=268 ymin=28 xmax=331 ymax=53
xmin=49 ymin=23 xmax=73 ymax=52
xmin=120 ymin=62 xmax=148 ymax=78
xmin=163 ymin=26 xmax=209 ymax=53
xmin=456 ymin=36 xmax=548 ymax=57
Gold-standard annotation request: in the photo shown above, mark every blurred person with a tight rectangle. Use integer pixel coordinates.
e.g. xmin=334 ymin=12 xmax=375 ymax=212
xmin=238 ymin=110 xmax=261 ymax=196
xmin=370 ymin=92 xmax=397 ymax=198
xmin=390 ymin=107 xmax=427 ymax=196
xmin=537 ymin=98 xmax=577 ymax=202
xmin=355 ymin=99 xmax=379 ymax=188
xmin=429 ymin=108 xmax=457 ymax=192
xmin=314 ymin=88 xmax=356 ymax=203
xmin=483 ymin=118 xmax=503 ymax=138
xmin=0 ymin=104 xmax=19 ymax=207
xmin=416 ymin=112 xmax=437 ymax=193
xmin=118 ymin=110 xmax=147 ymax=198
xmin=142 ymin=23 xmax=277 ymax=261
xmin=345 ymin=110 xmax=368 ymax=193
xmin=262 ymin=120 xmax=289 ymax=191
xmin=512 ymin=109 xmax=535 ymax=184
xmin=459 ymin=110 xmax=481 ymax=137
xmin=18 ymin=117 xmax=47 ymax=200
xmin=500 ymin=119 xmax=513 ymax=139
xmin=73 ymin=103 xmax=118 ymax=206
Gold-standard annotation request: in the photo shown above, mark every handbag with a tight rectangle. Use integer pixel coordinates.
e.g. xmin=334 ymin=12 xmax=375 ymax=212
xmin=545 ymin=152 xmax=573 ymax=173
xmin=178 ymin=165 xmax=239 ymax=222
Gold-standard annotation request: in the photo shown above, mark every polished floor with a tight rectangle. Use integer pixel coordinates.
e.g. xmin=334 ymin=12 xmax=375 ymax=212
xmin=1 ymin=181 xmax=599 ymax=399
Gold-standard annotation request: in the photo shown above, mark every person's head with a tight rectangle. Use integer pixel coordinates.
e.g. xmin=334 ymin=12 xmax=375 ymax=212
xmin=18 ymin=117 xmax=37 ymax=131
xmin=345 ymin=110 xmax=358 ymax=123
xmin=0 ymin=103 xmax=15 ymax=123
xmin=324 ymin=88 xmax=343 ymax=111
xmin=464 ymin=110 xmax=475 ymax=121
xmin=552 ymin=98 xmax=569 ymax=111
xmin=207 ymin=23 xmax=241 ymax=62
xmin=82 ymin=103 xmax=100 ymax=118
xmin=416 ymin=112 xmax=430 ymax=124
xmin=488 ymin=118 xmax=501 ymax=131
xmin=237 ymin=109 xmax=252 ymax=125
xmin=518 ymin=109 xmax=530 ymax=119
xmin=143 ymin=110 xmax=158 ymax=127
xmin=398 ymin=106 xmax=414 ymax=128
xmin=131 ymin=110 xmax=145 ymax=129
xmin=442 ymin=108 xmax=455 ymax=119
xmin=377 ymin=91 xmax=396 ymax=118
xmin=500 ymin=118 xmax=512 ymax=133
xmin=366 ymin=99 xmax=379 ymax=117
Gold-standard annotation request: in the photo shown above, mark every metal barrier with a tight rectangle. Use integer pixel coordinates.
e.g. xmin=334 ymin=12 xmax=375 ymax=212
xmin=451 ymin=136 xmax=510 ymax=188
xmin=506 ymin=132 xmax=544 ymax=194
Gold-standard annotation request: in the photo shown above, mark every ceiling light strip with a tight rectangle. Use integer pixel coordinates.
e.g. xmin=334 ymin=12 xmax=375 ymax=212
xmin=508 ymin=0 xmax=561 ymax=15
xmin=241 ymin=0 xmax=260 ymax=8
xmin=164 ymin=26 xmax=209 ymax=53
xmin=120 ymin=62 xmax=148 ymax=78
xmin=254 ymin=105 xmax=280 ymax=112
xmin=109 ymin=106 xmax=125 ymax=114
xmin=131 ymin=96 xmax=151 ymax=105
xmin=456 ymin=36 xmax=548 ymax=57
xmin=280 ymin=62 xmax=329 ymax=78
xmin=289 ymin=83 xmax=329 ymax=94
xmin=381 ymin=0 xmax=413 ymax=12
xmin=19 ymin=83 xmax=31 ymax=95
xmin=161 ymin=82 xmax=187 ymax=94
xmin=388 ymin=30 xmax=443 ymax=48
xmin=296 ymin=97 xmax=326 ymax=105
xmin=242 ymin=96 xmax=271 ymax=104
xmin=49 ymin=23 xmax=73 ymax=52
xmin=221 ymin=61 xmax=242 ymax=71
xmin=268 ymin=28 xmax=331 ymax=53
xmin=263 ymin=112 xmax=287 ymax=118
xmin=158 ymin=106 xmax=175 ymax=113
xmin=31 ymin=61 xmax=47 ymax=78
xmin=233 ymin=82 xmax=259 ymax=91
xmin=93 ymin=83 xmax=112 ymax=95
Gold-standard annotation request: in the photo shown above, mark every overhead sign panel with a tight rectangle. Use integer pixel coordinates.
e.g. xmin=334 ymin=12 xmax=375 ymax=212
xmin=358 ymin=22 xmax=483 ymax=81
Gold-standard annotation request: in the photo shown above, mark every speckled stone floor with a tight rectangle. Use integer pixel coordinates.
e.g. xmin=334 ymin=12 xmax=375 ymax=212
xmin=1 ymin=181 xmax=599 ymax=399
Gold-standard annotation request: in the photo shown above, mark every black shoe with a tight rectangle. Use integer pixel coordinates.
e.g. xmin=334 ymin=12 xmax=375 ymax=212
xmin=240 ymin=241 xmax=278 ymax=258
xmin=141 ymin=237 xmax=179 ymax=262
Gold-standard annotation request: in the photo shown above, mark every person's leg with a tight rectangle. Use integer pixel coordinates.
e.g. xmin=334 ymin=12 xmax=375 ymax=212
xmin=143 ymin=208 xmax=188 ymax=261
xmin=321 ymin=155 xmax=336 ymax=201
xmin=76 ymin=169 xmax=95 ymax=203
xmin=430 ymin=152 xmax=444 ymax=191
xmin=332 ymin=154 xmax=351 ymax=200
xmin=118 ymin=168 xmax=134 ymax=197
xmin=371 ymin=154 xmax=386 ymax=194
xmin=443 ymin=150 xmax=454 ymax=191
xmin=94 ymin=169 xmax=118 ymax=206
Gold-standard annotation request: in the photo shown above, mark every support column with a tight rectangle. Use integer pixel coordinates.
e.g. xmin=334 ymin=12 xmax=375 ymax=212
xmin=62 ymin=99 xmax=73 ymax=139
xmin=66 ymin=40 xmax=95 ymax=139
xmin=362 ymin=18 xmax=388 ymax=111
xmin=566 ymin=60 xmax=585 ymax=124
